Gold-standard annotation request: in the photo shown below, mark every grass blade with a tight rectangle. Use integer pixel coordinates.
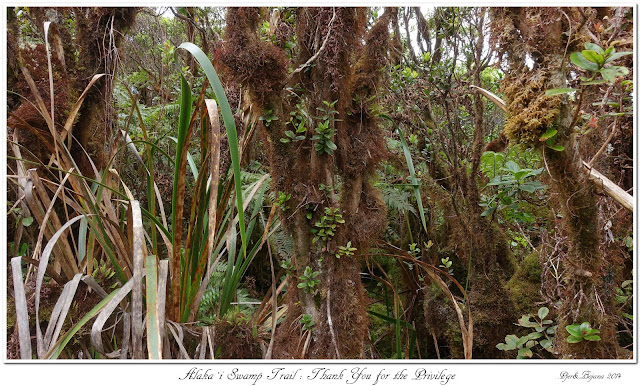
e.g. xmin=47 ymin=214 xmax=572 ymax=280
xmin=35 ymin=213 xmax=86 ymax=357
xmin=157 ymin=259 xmax=169 ymax=354
xmin=130 ymin=200 xmax=146 ymax=359
xmin=170 ymin=75 xmax=192 ymax=321
xmin=89 ymin=275 xmax=137 ymax=358
xmin=146 ymin=255 xmax=162 ymax=359
xmin=61 ymin=74 xmax=106 ymax=143
xmin=46 ymin=278 xmax=130 ymax=359
xmin=43 ymin=273 xmax=82 ymax=352
xmin=178 ymin=42 xmax=247 ymax=258
xmin=10 ymin=257 xmax=32 ymax=359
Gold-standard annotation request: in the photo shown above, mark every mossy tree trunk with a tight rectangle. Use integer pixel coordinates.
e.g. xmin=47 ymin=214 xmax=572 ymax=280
xmin=219 ymin=7 xmax=391 ymax=358
xmin=7 ymin=7 xmax=138 ymax=177
xmin=490 ymin=7 xmax=619 ymax=359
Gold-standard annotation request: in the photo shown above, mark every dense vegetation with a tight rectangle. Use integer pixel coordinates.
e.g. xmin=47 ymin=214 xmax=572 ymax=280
xmin=6 ymin=6 xmax=634 ymax=359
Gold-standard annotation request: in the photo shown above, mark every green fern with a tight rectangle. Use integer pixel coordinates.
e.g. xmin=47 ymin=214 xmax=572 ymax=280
xmin=382 ymin=185 xmax=416 ymax=215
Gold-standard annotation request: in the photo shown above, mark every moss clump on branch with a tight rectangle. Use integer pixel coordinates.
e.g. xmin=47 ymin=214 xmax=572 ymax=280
xmin=502 ymin=71 xmax=562 ymax=145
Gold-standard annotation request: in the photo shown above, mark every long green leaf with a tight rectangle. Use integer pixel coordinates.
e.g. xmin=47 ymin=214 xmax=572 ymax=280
xmin=170 ymin=75 xmax=192 ymax=321
xmin=178 ymin=42 xmax=247 ymax=259
xmin=46 ymin=283 xmax=123 ymax=359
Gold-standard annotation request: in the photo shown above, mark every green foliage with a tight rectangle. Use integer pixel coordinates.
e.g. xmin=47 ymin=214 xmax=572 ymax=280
xmin=260 ymin=108 xmax=279 ymax=127
xmin=281 ymin=103 xmax=308 ymax=143
xmin=480 ymin=155 xmax=546 ymax=217
xmin=615 ymin=278 xmax=633 ymax=321
xmin=336 ymin=241 xmax=357 ymax=259
xmin=300 ymin=314 xmax=315 ymax=331
xmin=297 ymin=266 xmax=321 ymax=293
xmin=197 ymin=262 xmax=257 ymax=323
xmin=276 ymin=191 xmax=291 ymax=211
xmin=311 ymin=100 xmax=339 ymax=155
xmin=497 ymin=307 xmax=556 ymax=358
xmin=565 ymin=322 xmax=601 ymax=343
xmin=569 ymin=42 xmax=632 ymax=84
xmin=311 ymin=207 xmax=345 ymax=244
xmin=439 ymin=257 xmax=453 ymax=275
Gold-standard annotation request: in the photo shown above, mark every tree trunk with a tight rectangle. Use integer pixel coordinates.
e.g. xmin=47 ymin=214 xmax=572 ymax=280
xmin=7 ymin=7 xmax=139 ymax=177
xmin=219 ymin=7 xmax=391 ymax=358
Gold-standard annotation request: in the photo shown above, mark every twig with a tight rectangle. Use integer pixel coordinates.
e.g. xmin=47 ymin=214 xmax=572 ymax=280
xmin=327 ymin=289 xmax=341 ymax=359
xmin=431 ymin=331 xmax=441 ymax=359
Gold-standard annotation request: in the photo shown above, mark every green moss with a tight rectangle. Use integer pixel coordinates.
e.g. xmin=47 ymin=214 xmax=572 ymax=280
xmin=503 ymin=70 xmax=562 ymax=145
xmin=506 ymin=252 xmax=542 ymax=317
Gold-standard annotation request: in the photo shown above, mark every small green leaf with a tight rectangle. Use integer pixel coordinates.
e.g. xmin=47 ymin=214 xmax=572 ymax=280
xmin=539 ymin=128 xmax=557 ymax=141
xmin=526 ymin=340 xmax=537 ymax=349
xmin=496 ymin=342 xmax=507 ymax=351
xmin=540 ymin=339 xmax=553 ymax=350
xmin=582 ymin=78 xmax=608 ymax=85
xmin=535 ymin=326 xmax=546 ymax=332
xmin=504 ymin=334 xmax=518 ymax=350
xmin=516 ymin=335 xmax=530 ymax=347
xmin=584 ymin=334 xmax=601 ymax=341
xmin=516 ymin=315 xmax=538 ymax=328
xmin=604 ymin=46 xmax=615 ymax=57
xmin=546 ymin=326 xmax=556 ymax=334
xmin=584 ymin=43 xmax=605 ymax=55
xmin=21 ymin=217 xmax=34 ymax=227
xmin=570 ymin=52 xmax=599 ymax=71
xmin=582 ymin=50 xmax=604 ymax=66
xmin=605 ymin=51 xmax=633 ymax=63
xmin=546 ymin=144 xmax=565 ymax=152
xmin=600 ymin=66 xmax=629 ymax=84
xmin=579 ymin=322 xmax=591 ymax=331
xmin=566 ymin=335 xmax=583 ymax=344
xmin=527 ymin=332 xmax=543 ymax=340
xmin=566 ymin=324 xmax=582 ymax=337
xmin=538 ymin=307 xmax=549 ymax=320
xmin=518 ymin=347 xmax=533 ymax=358
xmin=545 ymin=88 xmax=577 ymax=96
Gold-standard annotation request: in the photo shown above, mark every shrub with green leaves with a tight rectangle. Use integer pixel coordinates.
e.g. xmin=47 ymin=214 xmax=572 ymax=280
xmin=496 ymin=307 xmax=556 ymax=358
xmin=480 ymin=157 xmax=546 ymax=217
xmin=336 ymin=241 xmax=357 ymax=259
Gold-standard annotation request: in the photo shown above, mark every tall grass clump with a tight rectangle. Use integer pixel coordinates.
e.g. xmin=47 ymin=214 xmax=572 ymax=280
xmin=8 ymin=27 xmax=271 ymax=359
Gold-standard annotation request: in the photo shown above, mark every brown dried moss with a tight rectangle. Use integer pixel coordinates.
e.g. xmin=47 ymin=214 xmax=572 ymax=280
xmin=217 ymin=7 xmax=289 ymax=104
xmin=502 ymin=70 xmax=562 ymax=144
xmin=213 ymin=320 xmax=263 ymax=358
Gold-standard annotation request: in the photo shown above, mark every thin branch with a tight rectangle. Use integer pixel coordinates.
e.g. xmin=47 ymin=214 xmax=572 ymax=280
xmin=326 ymin=289 xmax=341 ymax=359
